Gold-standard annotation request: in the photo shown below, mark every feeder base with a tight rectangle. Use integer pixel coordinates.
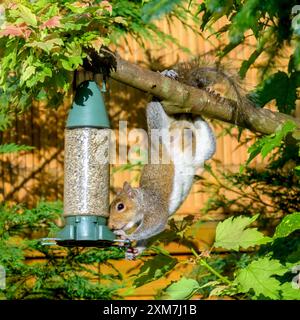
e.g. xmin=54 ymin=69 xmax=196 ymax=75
xmin=56 ymin=215 xmax=116 ymax=247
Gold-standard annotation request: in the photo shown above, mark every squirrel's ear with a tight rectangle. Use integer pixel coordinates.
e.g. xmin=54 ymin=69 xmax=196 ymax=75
xmin=123 ymin=181 xmax=131 ymax=192
xmin=123 ymin=181 xmax=137 ymax=199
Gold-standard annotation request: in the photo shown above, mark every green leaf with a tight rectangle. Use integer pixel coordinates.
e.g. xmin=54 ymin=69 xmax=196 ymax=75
xmin=160 ymin=277 xmax=200 ymax=300
xmin=294 ymin=43 xmax=300 ymax=71
xmin=253 ymin=71 xmax=299 ymax=114
xmin=0 ymin=113 xmax=12 ymax=131
xmin=229 ymin=0 xmax=259 ymax=44
xmin=235 ymin=257 xmax=288 ymax=299
xmin=274 ymin=212 xmax=300 ymax=239
xmin=0 ymin=143 xmax=34 ymax=154
xmin=142 ymin=0 xmax=182 ymax=23
xmin=27 ymin=38 xmax=63 ymax=53
xmin=239 ymin=49 xmax=262 ymax=79
xmin=206 ymin=0 xmax=233 ymax=17
xmin=18 ymin=4 xmax=37 ymax=27
xmin=20 ymin=65 xmax=36 ymax=84
xmin=245 ymin=121 xmax=297 ymax=166
xmin=214 ymin=214 xmax=271 ymax=251
xmin=280 ymin=282 xmax=300 ymax=300
xmin=61 ymin=56 xmax=82 ymax=71
xmin=133 ymin=253 xmax=177 ymax=287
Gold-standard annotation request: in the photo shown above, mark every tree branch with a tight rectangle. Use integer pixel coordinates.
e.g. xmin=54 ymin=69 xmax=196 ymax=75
xmin=110 ymin=57 xmax=300 ymax=135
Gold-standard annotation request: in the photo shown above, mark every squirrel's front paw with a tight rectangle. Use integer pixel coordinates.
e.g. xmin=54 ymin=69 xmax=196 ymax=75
xmin=113 ymin=229 xmax=127 ymax=238
xmin=161 ymin=69 xmax=178 ymax=80
xmin=124 ymin=246 xmax=146 ymax=260
xmin=125 ymin=247 xmax=139 ymax=260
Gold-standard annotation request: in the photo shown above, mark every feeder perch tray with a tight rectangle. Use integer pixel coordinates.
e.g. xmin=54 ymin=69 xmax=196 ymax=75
xmin=41 ymin=216 xmax=129 ymax=247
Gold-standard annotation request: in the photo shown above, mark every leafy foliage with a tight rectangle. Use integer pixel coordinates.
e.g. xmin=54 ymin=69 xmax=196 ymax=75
xmin=244 ymin=120 xmax=297 ymax=168
xmin=150 ymin=208 xmax=300 ymax=300
xmin=0 ymin=143 xmax=34 ymax=154
xmin=0 ymin=202 xmax=125 ymax=300
xmin=133 ymin=253 xmax=177 ymax=288
xmin=199 ymin=1 xmax=300 ymax=69
xmin=141 ymin=0 xmax=182 ymax=23
xmin=159 ymin=277 xmax=200 ymax=300
xmin=251 ymin=72 xmax=300 ymax=114
xmin=0 ymin=0 xmax=190 ymax=130
xmin=197 ymin=0 xmax=300 ymax=114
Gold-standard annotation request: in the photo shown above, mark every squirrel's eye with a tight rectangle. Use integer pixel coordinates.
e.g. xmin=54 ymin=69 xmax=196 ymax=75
xmin=116 ymin=203 xmax=125 ymax=211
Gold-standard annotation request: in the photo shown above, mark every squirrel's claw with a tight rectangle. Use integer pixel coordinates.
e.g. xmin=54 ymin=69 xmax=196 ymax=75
xmin=124 ymin=246 xmax=146 ymax=260
xmin=161 ymin=69 xmax=179 ymax=80
xmin=125 ymin=247 xmax=139 ymax=260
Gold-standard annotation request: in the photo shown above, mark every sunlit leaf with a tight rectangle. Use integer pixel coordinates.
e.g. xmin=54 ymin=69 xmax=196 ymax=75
xmin=160 ymin=277 xmax=200 ymax=300
xmin=18 ymin=4 xmax=37 ymax=27
xmin=281 ymin=282 xmax=300 ymax=300
xmin=40 ymin=16 xmax=61 ymax=29
xmin=214 ymin=214 xmax=271 ymax=251
xmin=235 ymin=257 xmax=288 ymax=299
xmin=274 ymin=212 xmax=300 ymax=239
xmin=0 ymin=143 xmax=34 ymax=154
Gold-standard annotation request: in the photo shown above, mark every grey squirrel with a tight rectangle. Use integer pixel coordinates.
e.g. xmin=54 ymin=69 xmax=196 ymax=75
xmin=108 ymin=63 xmax=244 ymax=258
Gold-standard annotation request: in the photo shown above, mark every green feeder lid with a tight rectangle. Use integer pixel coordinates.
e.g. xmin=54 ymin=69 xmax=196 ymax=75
xmin=67 ymin=81 xmax=110 ymax=128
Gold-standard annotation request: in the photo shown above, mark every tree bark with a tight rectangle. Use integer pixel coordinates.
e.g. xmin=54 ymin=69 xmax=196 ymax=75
xmin=110 ymin=57 xmax=300 ymax=135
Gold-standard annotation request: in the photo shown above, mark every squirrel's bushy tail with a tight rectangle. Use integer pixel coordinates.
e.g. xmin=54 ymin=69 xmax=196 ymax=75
xmin=174 ymin=59 xmax=252 ymax=123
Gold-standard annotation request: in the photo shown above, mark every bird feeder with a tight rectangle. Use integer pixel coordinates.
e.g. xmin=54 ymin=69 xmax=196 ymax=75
xmin=43 ymin=80 xmax=116 ymax=247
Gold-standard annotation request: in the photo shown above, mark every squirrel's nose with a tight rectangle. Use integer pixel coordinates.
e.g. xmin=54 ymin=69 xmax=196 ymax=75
xmin=108 ymin=221 xmax=115 ymax=230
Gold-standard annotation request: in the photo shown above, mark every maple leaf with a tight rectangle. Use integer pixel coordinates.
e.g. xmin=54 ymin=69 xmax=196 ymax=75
xmin=280 ymin=282 xmax=300 ymax=300
xmin=91 ymin=37 xmax=103 ymax=52
xmin=0 ymin=23 xmax=31 ymax=39
xmin=214 ymin=214 xmax=271 ymax=251
xmin=100 ymin=1 xmax=112 ymax=14
xmin=17 ymin=4 xmax=37 ymax=27
xmin=73 ymin=2 xmax=89 ymax=8
xmin=0 ymin=24 xmax=23 ymax=37
xmin=234 ymin=257 xmax=288 ymax=299
xmin=40 ymin=16 xmax=61 ymax=30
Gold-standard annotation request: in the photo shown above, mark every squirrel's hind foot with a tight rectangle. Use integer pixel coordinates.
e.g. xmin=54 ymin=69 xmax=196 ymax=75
xmin=160 ymin=69 xmax=179 ymax=80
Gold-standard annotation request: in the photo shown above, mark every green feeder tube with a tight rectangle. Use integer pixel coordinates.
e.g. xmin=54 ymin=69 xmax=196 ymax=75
xmin=56 ymin=80 xmax=116 ymax=247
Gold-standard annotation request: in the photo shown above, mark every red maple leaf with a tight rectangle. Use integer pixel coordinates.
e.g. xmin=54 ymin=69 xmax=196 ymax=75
xmin=100 ymin=1 xmax=112 ymax=14
xmin=40 ymin=16 xmax=61 ymax=30
xmin=0 ymin=24 xmax=23 ymax=37
xmin=0 ymin=23 xmax=32 ymax=39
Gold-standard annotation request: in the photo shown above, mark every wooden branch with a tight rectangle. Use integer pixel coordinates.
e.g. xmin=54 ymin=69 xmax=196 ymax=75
xmin=110 ymin=57 xmax=300 ymax=135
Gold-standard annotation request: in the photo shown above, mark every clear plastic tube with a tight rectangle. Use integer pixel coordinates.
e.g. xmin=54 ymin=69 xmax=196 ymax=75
xmin=63 ymin=128 xmax=110 ymax=217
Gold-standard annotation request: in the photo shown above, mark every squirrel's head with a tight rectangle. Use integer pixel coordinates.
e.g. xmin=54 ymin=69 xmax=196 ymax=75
xmin=108 ymin=181 xmax=141 ymax=231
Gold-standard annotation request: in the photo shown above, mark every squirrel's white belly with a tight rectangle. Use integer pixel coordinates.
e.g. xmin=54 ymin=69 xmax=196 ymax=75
xmin=168 ymin=159 xmax=195 ymax=215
